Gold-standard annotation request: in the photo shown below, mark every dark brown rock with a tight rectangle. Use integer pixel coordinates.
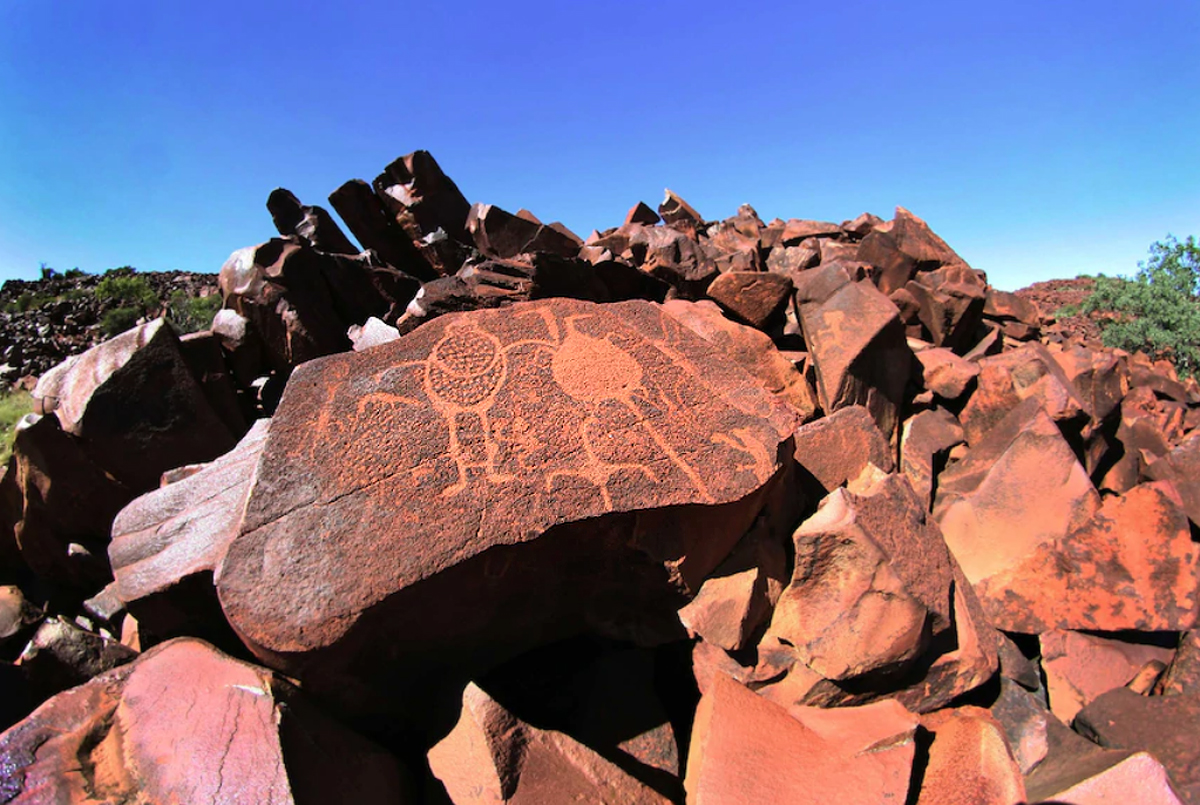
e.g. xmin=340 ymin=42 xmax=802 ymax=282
xmin=33 ymin=318 xmax=237 ymax=492
xmin=934 ymin=398 xmax=1100 ymax=600
xmin=0 ymin=638 xmax=408 ymax=803
xmin=705 ymin=271 xmax=792 ymax=330
xmin=429 ymin=682 xmax=672 ymax=804
xmin=1147 ymin=430 xmax=1200 ymax=529
xmin=793 ymin=262 xmax=911 ymax=440
xmin=328 ymin=178 xmax=438 ymax=280
xmin=1026 ymin=718 xmax=1183 ymax=804
xmin=792 ymin=405 xmax=894 ymax=493
xmin=959 ymin=341 xmax=1088 ymax=446
xmin=760 ymin=472 xmax=956 ymax=682
xmin=7 ymin=413 xmax=132 ymax=589
xmin=624 ymin=201 xmax=660 ymax=226
xmin=904 ymin=276 xmax=987 ymax=353
xmin=467 ymin=202 xmax=582 ymax=260
xmin=988 ymin=677 xmax=1050 ymax=774
xmin=266 ymin=187 xmax=359 ymax=256
xmin=781 ymin=219 xmax=842 ymax=244
xmin=856 ymin=207 xmax=968 ymax=295
xmin=662 ymin=299 xmax=817 ymax=421
xmin=657 ymin=189 xmax=703 ymax=237
xmin=685 ymin=673 xmax=916 ymax=805
xmin=1160 ymin=630 xmax=1200 ymax=696
xmin=373 ymin=149 xmax=472 ymax=244
xmin=915 ymin=346 xmax=980 ymax=400
xmin=1075 ymin=687 xmax=1200 ymax=803
xmin=217 ymin=298 xmax=796 ymax=728
xmin=1041 ymin=630 xmax=1175 ymax=724
xmin=982 ymin=288 xmax=1038 ymax=323
xmin=16 ymin=616 xmax=137 ymax=702
xmin=900 ymin=407 xmax=964 ymax=510
xmin=916 ymin=706 xmax=1025 ymax=805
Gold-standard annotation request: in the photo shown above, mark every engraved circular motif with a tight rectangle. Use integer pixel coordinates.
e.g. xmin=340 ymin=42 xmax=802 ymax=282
xmin=430 ymin=327 xmax=501 ymax=377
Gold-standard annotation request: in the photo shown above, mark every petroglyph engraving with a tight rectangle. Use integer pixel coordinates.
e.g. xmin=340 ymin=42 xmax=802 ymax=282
xmin=506 ymin=310 xmax=716 ymax=508
xmin=356 ymin=320 xmax=515 ymax=497
xmin=348 ymin=304 xmax=772 ymax=507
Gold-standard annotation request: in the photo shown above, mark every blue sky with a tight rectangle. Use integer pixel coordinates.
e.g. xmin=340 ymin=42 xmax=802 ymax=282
xmin=1 ymin=2 xmax=1196 ymax=291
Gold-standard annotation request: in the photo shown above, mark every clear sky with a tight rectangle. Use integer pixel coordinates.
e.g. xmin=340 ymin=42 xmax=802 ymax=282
xmin=1 ymin=2 xmax=1196 ymax=291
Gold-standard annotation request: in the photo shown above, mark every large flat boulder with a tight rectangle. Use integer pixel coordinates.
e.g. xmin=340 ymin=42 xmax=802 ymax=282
xmin=217 ymin=298 xmax=796 ymax=725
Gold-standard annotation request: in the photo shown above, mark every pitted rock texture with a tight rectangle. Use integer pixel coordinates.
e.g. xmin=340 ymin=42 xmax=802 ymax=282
xmin=216 ymin=298 xmax=795 ymax=722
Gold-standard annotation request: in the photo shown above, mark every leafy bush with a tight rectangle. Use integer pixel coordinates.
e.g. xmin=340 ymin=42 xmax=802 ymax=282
xmin=1080 ymin=235 xmax=1200 ymax=377
xmin=100 ymin=306 xmax=144 ymax=337
xmin=63 ymin=268 xmax=88 ymax=279
xmin=0 ymin=390 xmax=33 ymax=465
xmin=166 ymin=291 xmax=222 ymax=334
xmin=95 ymin=272 xmax=159 ymax=312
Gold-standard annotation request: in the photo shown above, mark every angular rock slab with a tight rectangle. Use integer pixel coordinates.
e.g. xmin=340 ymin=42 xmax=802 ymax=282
xmin=109 ymin=419 xmax=270 ymax=645
xmin=0 ymin=638 xmax=407 ymax=804
xmin=976 ymin=482 xmax=1198 ymax=633
xmin=428 ymin=682 xmax=671 ymax=804
xmin=33 ymin=318 xmax=237 ymax=492
xmin=762 ymin=473 xmax=956 ymax=682
xmin=793 ymin=261 xmax=911 ymax=440
xmin=685 ymin=673 xmax=916 ymax=804
xmin=1041 ymin=630 xmax=1175 ymax=724
xmin=934 ymin=397 xmax=1100 ymax=595
xmin=916 ymin=706 xmax=1025 ymax=805
xmin=219 ymin=298 xmax=795 ymax=719
xmin=1075 ymin=688 xmax=1200 ymax=804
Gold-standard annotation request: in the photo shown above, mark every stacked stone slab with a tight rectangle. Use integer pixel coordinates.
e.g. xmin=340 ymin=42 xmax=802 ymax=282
xmin=1 ymin=149 xmax=1198 ymax=802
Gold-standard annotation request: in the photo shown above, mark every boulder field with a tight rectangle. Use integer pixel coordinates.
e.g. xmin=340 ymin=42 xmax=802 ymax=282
xmin=0 ymin=150 xmax=1197 ymax=803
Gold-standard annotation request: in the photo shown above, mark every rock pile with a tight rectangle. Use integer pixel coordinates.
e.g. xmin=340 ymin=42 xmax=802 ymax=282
xmin=0 ymin=271 xmax=219 ymax=380
xmin=0 ymin=150 xmax=1197 ymax=803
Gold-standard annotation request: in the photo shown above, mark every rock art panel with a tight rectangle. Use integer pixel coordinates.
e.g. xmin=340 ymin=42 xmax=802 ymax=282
xmin=217 ymin=298 xmax=795 ymax=724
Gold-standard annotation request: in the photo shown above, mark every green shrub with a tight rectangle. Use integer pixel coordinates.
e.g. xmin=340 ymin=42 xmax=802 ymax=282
xmin=5 ymin=292 xmax=55 ymax=314
xmin=1080 ymin=235 xmax=1200 ymax=377
xmin=95 ymin=273 xmax=159 ymax=312
xmin=0 ymin=390 xmax=33 ymax=465
xmin=63 ymin=268 xmax=87 ymax=279
xmin=100 ymin=306 xmax=143 ymax=337
xmin=166 ymin=291 xmax=222 ymax=334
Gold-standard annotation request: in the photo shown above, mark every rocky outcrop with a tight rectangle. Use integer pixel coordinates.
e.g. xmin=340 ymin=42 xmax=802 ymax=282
xmin=2 ymin=149 xmax=1199 ymax=803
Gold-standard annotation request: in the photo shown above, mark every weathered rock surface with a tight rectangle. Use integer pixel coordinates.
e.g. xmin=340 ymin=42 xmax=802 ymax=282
xmin=217 ymin=298 xmax=796 ymax=724
xmin=0 ymin=638 xmax=408 ymax=803
xmin=429 ymin=682 xmax=671 ymax=804
xmin=108 ymin=419 xmax=270 ymax=647
xmin=685 ymin=673 xmax=917 ymax=804
xmin=934 ymin=397 xmax=1100 ymax=616
xmin=33 ymin=317 xmax=238 ymax=492
xmin=976 ymin=482 xmax=1198 ymax=633
xmin=1075 ymin=688 xmax=1200 ymax=803
xmin=1041 ymin=630 xmax=1175 ymax=724
xmin=793 ymin=261 xmax=911 ymax=439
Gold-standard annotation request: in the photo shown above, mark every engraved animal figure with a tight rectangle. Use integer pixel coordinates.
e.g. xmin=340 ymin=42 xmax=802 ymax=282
xmin=356 ymin=320 xmax=515 ymax=497
xmin=511 ymin=309 xmax=715 ymax=508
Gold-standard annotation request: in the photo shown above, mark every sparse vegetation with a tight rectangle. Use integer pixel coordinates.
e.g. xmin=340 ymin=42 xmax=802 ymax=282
xmin=1079 ymin=235 xmax=1200 ymax=377
xmin=0 ymin=390 xmax=33 ymax=464
xmin=166 ymin=291 xmax=222 ymax=334
xmin=95 ymin=268 xmax=160 ymax=337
